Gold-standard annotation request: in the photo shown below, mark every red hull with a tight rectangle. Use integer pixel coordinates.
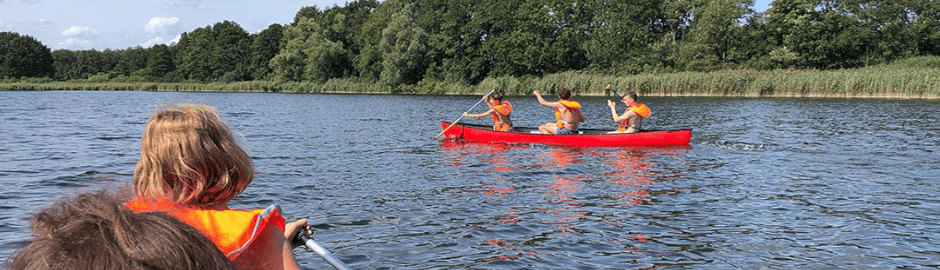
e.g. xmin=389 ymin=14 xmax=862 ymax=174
xmin=440 ymin=121 xmax=692 ymax=147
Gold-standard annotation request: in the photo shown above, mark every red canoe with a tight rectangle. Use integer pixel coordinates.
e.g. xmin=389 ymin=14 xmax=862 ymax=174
xmin=440 ymin=121 xmax=692 ymax=147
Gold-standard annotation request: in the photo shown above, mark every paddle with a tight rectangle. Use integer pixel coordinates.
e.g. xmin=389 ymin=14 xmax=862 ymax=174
xmin=606 ymin=84 xmax=624 ymax=100
xmin=436 ymin=89 xmax=496 ymax=137
xmin=292 ymin=226 xmax=352 ymax=270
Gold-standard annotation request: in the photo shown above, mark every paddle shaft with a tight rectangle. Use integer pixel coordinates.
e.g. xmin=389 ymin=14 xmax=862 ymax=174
xmin=437 ymin=90 xmax=495 ymax=137
xmin=294 ymin=229 xmax=352 ymax=270
xmin=607 ymin=85 xmax=624 ymax=100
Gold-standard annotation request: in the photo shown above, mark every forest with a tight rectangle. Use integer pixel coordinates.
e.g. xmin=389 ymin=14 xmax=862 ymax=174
xmin=2 ymin=0 xmax=939 ymax=97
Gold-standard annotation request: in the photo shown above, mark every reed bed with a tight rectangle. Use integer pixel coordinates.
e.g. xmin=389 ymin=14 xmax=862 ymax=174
xmin=3 ymin=65 xmax=938 ymax=99
xmin=525 ymin=68 xmax=939 ymax=99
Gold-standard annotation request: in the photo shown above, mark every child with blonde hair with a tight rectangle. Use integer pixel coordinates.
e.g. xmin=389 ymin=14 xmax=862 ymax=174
xmin=125 ymin=104 xmax=309 ymax=270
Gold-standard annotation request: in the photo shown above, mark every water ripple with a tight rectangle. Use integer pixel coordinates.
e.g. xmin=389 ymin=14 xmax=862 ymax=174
xmin=2 ymin=92 xmax=939 ymax=269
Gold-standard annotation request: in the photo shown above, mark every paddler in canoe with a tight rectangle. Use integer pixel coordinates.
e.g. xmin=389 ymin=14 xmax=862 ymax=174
xmin=534 ymin=88 xmax=585 ymax=134
xmin=607 ymin=90 xmax=651 ymax=134
xmin=125 ymin=104 xmax=312 ymax=270
xmin=463 ymin=90 xmax=514 ymax=131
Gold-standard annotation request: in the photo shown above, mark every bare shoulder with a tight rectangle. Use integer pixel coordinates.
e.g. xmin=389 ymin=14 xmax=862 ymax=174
xmin=233 ymin=224 xmax=288 ymax=270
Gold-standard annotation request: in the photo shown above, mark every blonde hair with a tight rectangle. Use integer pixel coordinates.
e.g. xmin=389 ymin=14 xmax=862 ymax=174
xmin=133 ymin=104 xmax=253 ymax=208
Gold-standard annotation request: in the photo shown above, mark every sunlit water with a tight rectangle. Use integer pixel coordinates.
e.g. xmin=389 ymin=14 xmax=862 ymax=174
xmin=1 ymin=91 xmax=938 ymax=269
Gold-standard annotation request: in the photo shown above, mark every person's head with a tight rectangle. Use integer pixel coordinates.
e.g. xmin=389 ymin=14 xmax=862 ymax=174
xmin=4 ymin=190 xmax=235 ymax=270
xmin=490 ymin=91 xmax=503 ymax=103
xmin=557 ymin=88 xmax=571 ymax=100
xmin=623 ymin=91 xmax=638 ymax=105
xmin=133 ymin=104 xmax=253 ymax=208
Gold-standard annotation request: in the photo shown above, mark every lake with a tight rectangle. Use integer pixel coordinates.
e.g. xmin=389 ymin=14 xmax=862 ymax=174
xmin=1 ymin=91 xmax=938 ymax=269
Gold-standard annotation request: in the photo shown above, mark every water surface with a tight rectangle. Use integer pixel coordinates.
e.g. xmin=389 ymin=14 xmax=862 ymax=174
xmin=1 ymin=91 xmax=938 ymax=269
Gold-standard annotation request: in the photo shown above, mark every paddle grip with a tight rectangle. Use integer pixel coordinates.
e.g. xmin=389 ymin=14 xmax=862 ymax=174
xmin=291 ymin=224 xmax=313 ymax=247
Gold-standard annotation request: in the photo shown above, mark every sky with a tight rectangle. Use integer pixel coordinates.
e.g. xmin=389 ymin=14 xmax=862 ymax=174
xmin=1 ymin=0 xmax=774 ymax=51
xmin=0 ymin=0 xmax=351 ymax=50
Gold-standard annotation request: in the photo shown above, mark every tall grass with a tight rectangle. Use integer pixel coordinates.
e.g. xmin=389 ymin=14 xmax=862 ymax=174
xmin=3 ymin=57 xmax=939 ymax=99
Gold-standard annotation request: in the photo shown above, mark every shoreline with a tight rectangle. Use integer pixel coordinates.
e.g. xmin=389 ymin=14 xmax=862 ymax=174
xmin=3 ymin=87 xmax=937 ymax=100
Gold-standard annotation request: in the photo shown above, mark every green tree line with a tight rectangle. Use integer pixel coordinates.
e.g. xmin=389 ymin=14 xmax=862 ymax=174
xmin=2 ymin=0 xmax=940 ymax=92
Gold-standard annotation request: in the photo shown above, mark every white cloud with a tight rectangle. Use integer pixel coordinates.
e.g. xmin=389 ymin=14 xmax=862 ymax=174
xmin=58 ymin=38 xmax=93 ymax=49
xmin=61 ymin=26 xmax=97 ymax=38
xmin=141 ymin=33 xmax=181 ymax=48
xmin=145 ymin=17 xmax=180 ymax=34
xmin=38 ymin=18 xmax=55 ymax=25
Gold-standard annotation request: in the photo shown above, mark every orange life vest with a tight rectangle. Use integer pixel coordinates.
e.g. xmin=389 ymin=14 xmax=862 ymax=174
xmin=555 ymin=100 xmax=581 ymax=128
xmin=125 ymin=199 xmax=286 ymax=260
xmin=617 ymin=103 xmax=651 ymax=131
xmin=493 ymin=122 xmax=513 ymax=131
xmin=633 ymin=103 xmax=651 ymax=118
xmin=490 ymin=100 xmax=512 ymax=123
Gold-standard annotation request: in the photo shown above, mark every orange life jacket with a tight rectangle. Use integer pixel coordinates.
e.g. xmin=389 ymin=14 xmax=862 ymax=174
xmin=633 ymin=103 xmax=651 ymax=118
xmin=617 ymin=103 xmax=651 ymax=131
xmin=493 ymin=122 xmax=513 ymax=131
xmin=125 ymin=199 xmax=286 ymax=260
xmin=490 ymin=100 xmax=512 ymax=123
xmin=555 ymin=100 xmax=581 ymax=128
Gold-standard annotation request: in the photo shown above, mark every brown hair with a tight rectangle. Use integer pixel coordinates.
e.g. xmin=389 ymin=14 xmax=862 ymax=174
xmin=133 ymin=104 xmax=253 ymax=208
xmin=491 ymin=91 xmax=503 ymax=102
xmin=627 ymin=91 xmax=638 ymax=102
xmin=4 ymin=190 xmax=236 ymax=270
xmin=557 ymin=88 xmax=571 ymax=100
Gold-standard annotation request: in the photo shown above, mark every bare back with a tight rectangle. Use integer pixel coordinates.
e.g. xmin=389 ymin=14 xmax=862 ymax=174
xmin=557 ymin=105 xmax=580 ymax=130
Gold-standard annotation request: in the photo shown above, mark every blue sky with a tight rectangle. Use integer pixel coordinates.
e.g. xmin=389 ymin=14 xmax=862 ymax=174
xmin=0 ymin=0 xmax=350 ymax=50
xmin=1 ymin=0 xmax=774 ymax=51
xmin=754 ymin=0 xmax=772 ymax=15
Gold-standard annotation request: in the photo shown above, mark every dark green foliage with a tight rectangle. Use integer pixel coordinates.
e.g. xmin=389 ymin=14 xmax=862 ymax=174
xmin=174 ymin=21 xmax=251 ymax=82
xmin=249 ymin=24 xmax=284 ymax=80
xmin=5 ymin=0 xmax=940 ymax=94
xmin=147 ymin=44 xmax=176 ymax=81
xmin=0 ymin=32 xmax=55 ymax=79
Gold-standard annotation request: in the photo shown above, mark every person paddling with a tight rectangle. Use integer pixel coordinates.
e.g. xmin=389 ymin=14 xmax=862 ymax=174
xmin=463 ymin=90 xmax=514 ymax=131
xmin=534 ymin=89 xmax=584 ymax=134
xmin=607 ymin=91 xmax=651 ymax=134
xmin=125 ymin=104 xmax=311 ymax=270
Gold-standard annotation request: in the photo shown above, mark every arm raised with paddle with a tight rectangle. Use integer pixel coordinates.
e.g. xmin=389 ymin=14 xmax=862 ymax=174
xmin=437 ymin=89 xmax=496 ymax=137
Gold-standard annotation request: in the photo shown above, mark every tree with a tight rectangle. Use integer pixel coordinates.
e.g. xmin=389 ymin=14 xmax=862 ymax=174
xmin=172 ymin=21 xmax=250 ymax=82
xmin=147 ymin=44 xmax=175 ymax=81
xmin=211 ymin=21 xmax=251 ymax=81
xmin=909 ymin=0 xmax=940 ymax=56
xmin=51 ymin=49 xmax=114 ymax=80
xmin=0 ymin=32 xmax=55 ymax=79
xmin=355 ymin=0 xmax=399 ymax=82
xmin=582 ymin=0 xmax=687 ymax=74
xmin=478 ymin=1 xmax=553 ymax=77
xmin=378 ymin=2 xmax=429 ymax=86
xmin=679 ymin=0 xmax=753 ymax=71
xmin=175 ymin=27 xmax=213 ymax=81
xmin=113 ymin=46 xmax=149 ymax=76
xmin=249 ymin=24 xmax=284 ymax=80
xmin=272 ymin=3 xmax=375 ymax=82
xmin=766 ymin=0 xmax=868 ymax=69
xmin=409 ymin=0 xmax=484 ymax=84
xmin=52 ymin=49 xmax=77 ymax=80
xmin=271 ymin=17 xmax=328 ymax=82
